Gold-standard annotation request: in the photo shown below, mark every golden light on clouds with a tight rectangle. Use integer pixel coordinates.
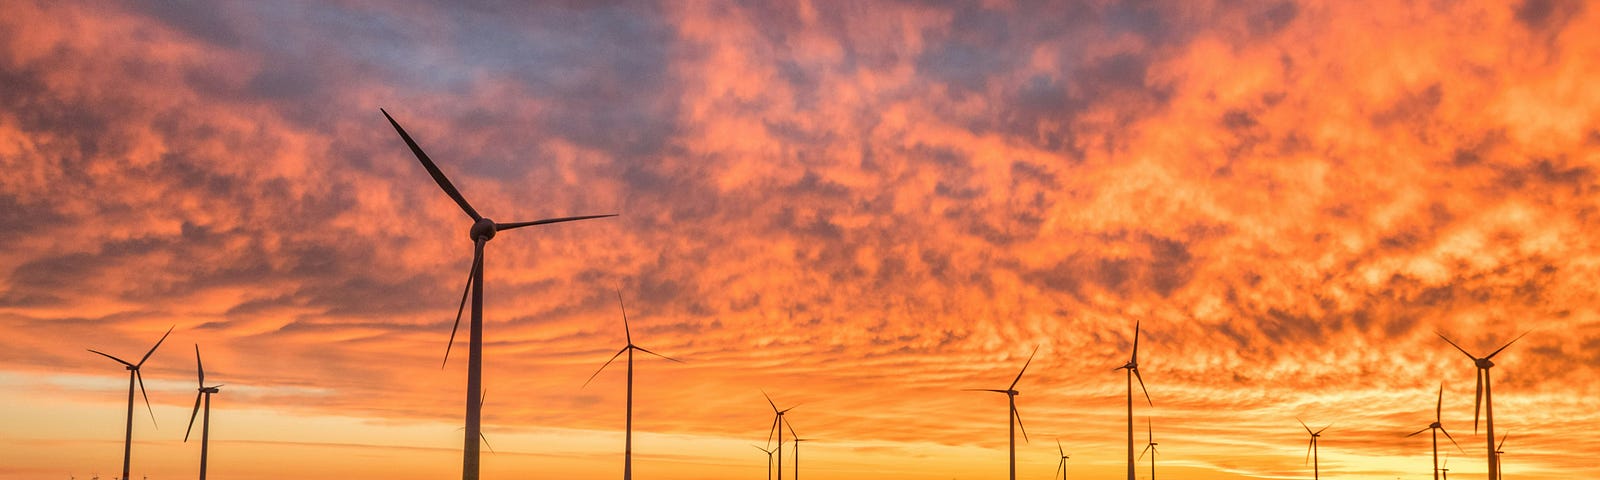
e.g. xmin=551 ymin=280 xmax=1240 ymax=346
xmin=1 ymin=0 xmax=1598 ymax=479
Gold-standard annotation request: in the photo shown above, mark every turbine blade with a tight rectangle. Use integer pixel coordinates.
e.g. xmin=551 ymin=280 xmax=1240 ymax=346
xmin=136 ymin=325 xmax=175 ymax=367
xmin=1305 ymin=438 xmax=1313 ymax=464
xmin=1133 ymin=368 xmax=1153 ymax=406
xmin=1485 ymin=329 xmax=1532 ymax=359
xmin=480 ymin=432 xmax=496 ymax=454
xmin=1473 ymin=369 xmax=1484 ymax=433
xmin=1131 ymin=320 xmax=1141 ymax=363
xmin=1139 ymin=444 xmax=1152 ymax=461
xmin=634 ymin=346 xmax=683 ymax=363
xmin=494 ymin=214 xmax=617 ymax=232
xmin=766 ymin=416 xmax=779 ymax=447
xmin=1298 ymin=417 xmax=1313 ymax=435
xmin=1058 ymin=439 xmax=1064 ymax=456
xmin=1440 ymin=426 xmax=1463 ymax=453
xmin=194 ymin=344 xmax=204 ymax=387
xmin=1315 ymin=423 xmax=1331 ymax=435
xmin=1056 ymin=458 xmax=1064 ymax=479
xmin=136 ymin=371 xmax=157 ymax=429
xmin=617 ymin=291 xmax=631 ymax=344
xmin=763 ymin=390 xmax=779 ymax=413
xmin=1435 ymin=383 xmax=1444 ymax=421
xmin=443 ymin=248 xmax=482 ymax=369
xmin=1435 ymin=331 xmax=1476 ymax=360
xmin=1013 ymin=405 xmax=1029 ymax=443
xmin=785 ymin=416 xmax=797 ymax=439
xmin=184 ymin=392 xmax=202 ymax=442
xmin=380 ymin=108 xmax=481 ymax=221
xmin=88 ymin=349 xmax=133 ymax=367
xmin=1010 ymin=345 xmax=1039 ymax=390
xmin=963 ymin=389 xmax=1009 ymax=393
xmin=1406 ymin=427 xmax=1430 ymax=437
xmin=581 ymin=347 xmax=629 ymax=388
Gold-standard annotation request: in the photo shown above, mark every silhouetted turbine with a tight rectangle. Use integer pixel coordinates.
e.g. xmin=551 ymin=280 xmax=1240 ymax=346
xmin=753 ymin=445 xmax=775 ymax=480
xmin=1139 ymin=419 xmax=1159 ymax=480
xmin=1117 ymin=321 xmax=1153 ymax=480
xmin=1438 ymin=330 xmax=1529 ymax=480
xmin=1494 ymin=432 xmax=1508 ymax=480
xmin=963 ymin=346 xmax=1037 ymax=480
xmin=791 ymin=436 xmax=811 ymax=480
xmin=1407 ymin=384 xmax=1463 ymax=480
xmin=382 ymin=109 xmax=615 ymax=480
xmin=87 ymin=326 xmax=173 ymax=480
xmin=185 ymin=345 xmax=223 ymax=480
xmin=1298 ymin=418 xmax=1330 ymax=480
xmin=763 ymin=392 xmax=798 ymax=480
xmin=583 ymin=292 xmax=682 ymax=480
xmin=1440 ymin=452 xmax=1451 ymax=480
xmin=1054 ymin=439 xmax=1070 ymax=480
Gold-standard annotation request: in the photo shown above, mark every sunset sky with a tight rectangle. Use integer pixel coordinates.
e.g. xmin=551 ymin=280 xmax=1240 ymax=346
xmin=2 ymin=1 xmax=1598 ymax=479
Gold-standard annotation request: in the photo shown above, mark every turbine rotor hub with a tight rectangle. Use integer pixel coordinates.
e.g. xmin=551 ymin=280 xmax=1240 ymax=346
xmin=201 ymin=387 xmax=220 ymax=393
xmin=125 ymin=365 xmax=137 ymax=371
xmin=470 ymin=217 xmax=496 ymax=241
xmin=1476 ymin=358 xmax=1494 ymax=368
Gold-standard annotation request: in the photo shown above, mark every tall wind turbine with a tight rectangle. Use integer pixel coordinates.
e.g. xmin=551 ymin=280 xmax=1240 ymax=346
xmin=1117 ymin=321 xmax=1153 ymax=480
xmin=1139 ymin=419 xmax=1159 ymax=480
xmin=185 ymin=345 xmax=223 ymax=480
xmin=382 ymin=109 xmax=616 ymax=480
xmin=963 ymin=346 xmax=1037 ymax=480
xmin=753 ymin=445 xmax=775 ymax=480
xmin=1298 ymin=418 xmax=1330 ymax=480
xmin=1437 ymin=330 xmax=1529 ymax=480
xmin=1406 ymin=384 xmax=1463 ymax=480
xmin=583 ymin=292 xmax=682 ymax=480
xmin=791 ymin=436 xmax=810 ymax=480
xmin=763 ymin=392 xmax=798 ymax=480
xmin=87 ymin=326 xmax=173 ymax=480
xmin=1054 ymin=439 xmax=1070 ymax=480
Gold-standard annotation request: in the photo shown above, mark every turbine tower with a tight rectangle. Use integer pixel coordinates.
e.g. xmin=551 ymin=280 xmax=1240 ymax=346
xmin=185 ymin=345 xmax=224 ymax=480
xmin=963 ymin=346 xmax=1037 ymax=480
xmin=583 ymin=292 xmax=682 ymax=480
xmin=1054 ymin=439 xmax=1070 ymax=480
xmin=1117 ymin=321 xmax=1153 ymax=480
xmin=87 ymin=326 xmax=173 ymax=480
xmin=1406 ymin=383 xmax=1463 ymax=480
xmin=1298 ymin=418 xmax=1330 ymax=480
xmin=1437 ymin=330 xmax=1529 ymax=480
xmin=1494 ymin=432 xmax=1508 ymax=480
xmin=1139 ymin=419 xmax=1159 ymax=480
xmin=382 ymin=109 xmax=615 ymax=480
xmin=791 ymin=436 xmax=810 ymax=480
xmin=763 ymin=392 xmax=798 ymax=480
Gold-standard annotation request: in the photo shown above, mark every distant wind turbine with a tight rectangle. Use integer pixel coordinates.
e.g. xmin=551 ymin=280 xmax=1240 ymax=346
xmin=1407 ymin=383 xmax=1463 ymax=480
xmin=1139 ymin=419 xmax=1159 ymax=480
xmin=1437 ymin=330 xmax=1529 ymax=480
xmin=87 ymin=326 xmax=173 ymax=480
xmin=1298 ymin=418 xmax=1330 ymax=480
xmin=963 ymin=346 xmax=1037 ymax=480
xmin=382 ymin=109 xmax=616 ymax=480
xmin=1054 ymin=439 xmax=1070 ymax=480
xmin=184 ymin=345 xmax=223 ymax=480
xmin=791 ymin=436 xmax=810 ymax=480
xmin=1494 ymin=432 xmax=1509 ymax=480
xmin=753 ymin=445 xmax=775 ymax=480
xmin=1117 ymin=321 xmax=1153 ymax=480
xmin=763 ymin=392 xmax=798 ymax=480
xmin=1439 ymin=452 xmax=1451 ymax=480
xmin=583 ymin=292 xmax=682 ymax=480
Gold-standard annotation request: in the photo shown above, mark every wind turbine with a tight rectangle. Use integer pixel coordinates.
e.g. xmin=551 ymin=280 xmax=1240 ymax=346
xmin=1298 ymin=418 xmax=1330 ymax=480
xmin=753 ymin=445 xmax=775 ymax=480
xmin=1117 ymin=321 xmax=1153 ymax=480
xmin=1437 ymin=330 xmax=1529 ymax=480
xmin=382 ymin=109 xmax=616 ymax=480
xmin=1406 ymin=383 xmax=1463 ymax=480
xmin=963 ymin=346 xmax=1037 ymax=480
xmin=1494 ymin=432 xmax=1508 ymax=480
xmin=1054 ymin=439 xmax=1070 ymax=480
xmin=87 ymin=326 xmax=173 ymax=480
xmin=1139 ymin=419 xmax=1159 ymax=480
xmin=583 ymin=292 xmax=682 ymax=480
xmin=763 ymin=392 xmax=798 ymax=480
xmin=1439 ymin=452 xmax=1451 ymax=480
xmin=184 ymin=345 xmax=223 ymax=480
xmin=791 ymin=436 xmax=810 ymax=480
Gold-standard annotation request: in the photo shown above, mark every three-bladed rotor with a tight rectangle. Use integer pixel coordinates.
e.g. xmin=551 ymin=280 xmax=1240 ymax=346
xmin=1436 ymin=330 xmax=1529 ymax=432
xmin=88 ymin=325 xmax=174 ymax=428
xmin=1118 ymin=321 xmax=1153 ymax=407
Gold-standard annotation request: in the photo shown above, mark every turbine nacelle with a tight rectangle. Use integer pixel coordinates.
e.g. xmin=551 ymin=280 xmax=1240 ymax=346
xmin=470 ymin=217 xmax=497 ymax=241
xmin=1475 ymin=357 xmax=1494 ymax=369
